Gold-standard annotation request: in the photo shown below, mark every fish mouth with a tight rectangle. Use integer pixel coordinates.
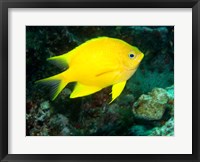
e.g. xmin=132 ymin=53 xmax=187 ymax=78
xmin=126 ymin=53 xmax=144 ymax=71
xmin=137 ymin=53 xmax=144 ymax=64
xmin=141 ymin=53 xmax=144 ymax=59
xmin=138 ymin=53 xmax=144 ymax=61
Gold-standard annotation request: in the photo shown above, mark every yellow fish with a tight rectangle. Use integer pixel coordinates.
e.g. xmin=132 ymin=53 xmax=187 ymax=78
xmin=36 ymin=37 xmax=144 ymax=103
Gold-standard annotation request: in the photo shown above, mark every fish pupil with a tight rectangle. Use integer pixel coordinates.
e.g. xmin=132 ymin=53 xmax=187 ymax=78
xmin=129 ymin=53 xmax=134 ymax=58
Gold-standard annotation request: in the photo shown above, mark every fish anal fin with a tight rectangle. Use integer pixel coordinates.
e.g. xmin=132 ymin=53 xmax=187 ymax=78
xmin=110 ymin=81 xmax=126 ymax=104
xmin=70 ymin=83 xmax=101 ymax=98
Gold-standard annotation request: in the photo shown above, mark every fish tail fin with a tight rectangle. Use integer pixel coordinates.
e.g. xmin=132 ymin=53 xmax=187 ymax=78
xmin=35 ymin=71 xmax=70 ymax=101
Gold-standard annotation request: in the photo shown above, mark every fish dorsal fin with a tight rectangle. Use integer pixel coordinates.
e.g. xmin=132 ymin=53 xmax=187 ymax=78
xmin=70 ymin=83 xmax=101 ymax=98
xmin=110 ymin=81 xmax=126 ymax=103
xmin=47 ymin=51 xmax=74 ymax=69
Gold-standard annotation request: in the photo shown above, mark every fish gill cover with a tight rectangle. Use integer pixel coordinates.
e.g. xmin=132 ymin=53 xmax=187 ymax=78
xmin=26 ymin=26 xmax=174 ymax=136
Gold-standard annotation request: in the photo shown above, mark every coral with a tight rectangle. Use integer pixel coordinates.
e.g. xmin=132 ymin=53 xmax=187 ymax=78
xmin=90 ymin=104 xmax=134 ymax=136
xmin=48 ymin=114 xmax=71 ymax=136
xmin=130 ymin=85 xmax=174 ymax=136
xmin=26 ymin=99 xmax=72 ymax=136
xmin=40 ymin=101 xmax=50 ymax=110
xmin=26 ymin=100 xmax=51 ymax=136
xmin=130 ymin=117 xmax=174 ymax=136
xmin=61 ymin=127 xmax=71 ymax=136
xmin=48 ymin=114 xmax=69 ymax=129
xmin=148 ymin=117 xmax=174 ymax=136
xmin=37 ymin=101 xmax=51 ymax=122
xmin=129 ymin=125 xmax=149 ymax=136
xmin=132 ymin=88 xmax=169 ymax=120
xmin=166 ymin=85 xmax=174 ymax=100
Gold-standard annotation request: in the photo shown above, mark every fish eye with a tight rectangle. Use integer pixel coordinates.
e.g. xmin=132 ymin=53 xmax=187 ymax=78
xmin=129 ymin=53 xmax=135 ymax=59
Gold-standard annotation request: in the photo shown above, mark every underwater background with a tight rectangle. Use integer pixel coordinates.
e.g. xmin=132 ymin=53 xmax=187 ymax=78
xmin=26 ymin=26 xmax=174 ymax=136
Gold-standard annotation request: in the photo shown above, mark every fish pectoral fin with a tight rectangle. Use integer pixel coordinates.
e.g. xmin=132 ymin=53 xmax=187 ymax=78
xmin=95 ymin=69 xmax=116 ymax=77
xmin=110 ymin=81 xmax=126 ymax=104
xmin=70 ymin=83 xmax=102 ymax=98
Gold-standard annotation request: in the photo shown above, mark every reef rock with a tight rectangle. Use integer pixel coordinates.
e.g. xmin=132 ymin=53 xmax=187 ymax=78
xmin=40 ymin=101 xmax=50 ymax=110
xmin=132 ymin=87 xmax=169 ymax=120
xmin=130 ymin=117 xmax=174 ymax=136
xmin=148 ymin=117 xmax=174 ymax=136
xmin=48 ymin=114 xmax=69 ymax=129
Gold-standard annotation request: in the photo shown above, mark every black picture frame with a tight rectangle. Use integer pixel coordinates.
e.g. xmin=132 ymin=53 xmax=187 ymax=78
xmin=0 ymin=0 xmax=199 ymax=161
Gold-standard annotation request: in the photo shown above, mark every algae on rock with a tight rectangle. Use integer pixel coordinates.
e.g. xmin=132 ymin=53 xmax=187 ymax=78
xmin=132 ymin=87 xmax=170 ymax=121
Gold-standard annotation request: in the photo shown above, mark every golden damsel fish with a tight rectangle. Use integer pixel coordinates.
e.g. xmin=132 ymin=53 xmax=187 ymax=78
xmin=36 ymin=37 xmax=144 ymax=103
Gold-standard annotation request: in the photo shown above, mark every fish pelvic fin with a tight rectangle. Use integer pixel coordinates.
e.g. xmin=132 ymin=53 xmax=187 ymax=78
xmin=109 ymin=81 xmax=126 ymax=104
xmin=35 ymin=71 xmax=70 ymax=101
